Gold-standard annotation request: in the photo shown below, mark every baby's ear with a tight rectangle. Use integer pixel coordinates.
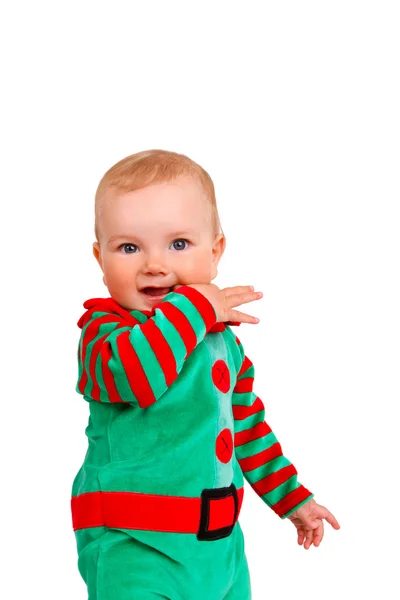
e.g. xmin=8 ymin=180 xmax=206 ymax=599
xmin=93 ymin=243 xmax=107 ymax=286
xmin=212 ymin=234 xmax=226 ymax=264
xmin=92 ymin=242 xmax=102 ymax=266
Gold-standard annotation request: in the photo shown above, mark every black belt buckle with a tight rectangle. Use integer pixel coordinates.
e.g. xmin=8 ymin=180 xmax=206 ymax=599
xmin=197 ymin=483 xmax=239 ymax=541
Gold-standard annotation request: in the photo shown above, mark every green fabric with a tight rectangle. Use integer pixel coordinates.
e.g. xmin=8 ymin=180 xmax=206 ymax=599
xmin=76 ymin=525 xmax=251 ymax=600
xmin=72 ymin=287 xmax=313 ymax=597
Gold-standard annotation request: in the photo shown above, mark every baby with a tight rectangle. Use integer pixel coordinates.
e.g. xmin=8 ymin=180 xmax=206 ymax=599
xmin=71 ymin=149 xmax=340 ymax=600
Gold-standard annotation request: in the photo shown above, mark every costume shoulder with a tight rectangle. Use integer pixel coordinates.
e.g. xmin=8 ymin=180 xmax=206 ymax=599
xmin=75 ymin=288 xmax=219 ymax=408
xmin=77 ymin=297 xmax=142 ymax=330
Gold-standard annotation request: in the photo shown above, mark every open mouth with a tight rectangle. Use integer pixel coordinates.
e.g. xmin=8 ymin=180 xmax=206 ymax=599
xmin=140 ymin=287 xmax=173 ymax=299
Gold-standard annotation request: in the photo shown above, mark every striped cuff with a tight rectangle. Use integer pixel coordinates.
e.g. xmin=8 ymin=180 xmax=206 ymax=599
xmin=166 ymin=285 xmax=218 ymax=332
xmin=271 ymin=485 xmax=314 ymax=519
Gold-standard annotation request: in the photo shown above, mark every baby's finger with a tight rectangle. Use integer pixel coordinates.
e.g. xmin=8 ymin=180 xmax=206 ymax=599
xmin=318 ymin=506 xmax=341 ymax=530
xmin=223 ymin=286 xmax=255 ymax=296
xmin=227 ymin=291 xmax=263 ymax=307
xmin=303 ymin=528 xmax=314 ymax=550
xmin=326 ymin=511 xmax=341 ymax=530
xmin=297 ymin=529 xmax=305 ymax=546
xmin=312 ymin=522 xmax=324 ymax=547
xmin=229 ymin=309 xmax=260 ymax=324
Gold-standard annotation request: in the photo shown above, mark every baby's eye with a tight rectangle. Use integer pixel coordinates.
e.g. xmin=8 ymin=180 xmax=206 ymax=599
xmin=172 ymin=239 xmax=189 ymax=251
xmin=120 ymin=243 xmax=138 ymax=254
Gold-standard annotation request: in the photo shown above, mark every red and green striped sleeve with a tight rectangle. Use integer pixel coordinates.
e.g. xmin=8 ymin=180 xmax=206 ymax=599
xmin=76 ymin=285 xmax=217 ymax=408
xmin=232 ymin=336 xmax=314 ymax=519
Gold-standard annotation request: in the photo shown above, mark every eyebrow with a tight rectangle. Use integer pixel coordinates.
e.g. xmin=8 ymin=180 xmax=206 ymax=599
xmin=107 ymin=232 xmax=195 ymax=244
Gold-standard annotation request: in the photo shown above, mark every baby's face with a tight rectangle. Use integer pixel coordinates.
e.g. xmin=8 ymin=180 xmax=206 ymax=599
xmin=93 ymin=176 xmax=225 ymax=311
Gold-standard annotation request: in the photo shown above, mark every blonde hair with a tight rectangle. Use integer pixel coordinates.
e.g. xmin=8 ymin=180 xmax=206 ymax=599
xmin=94 ymin=149 xmax=224 ymax=243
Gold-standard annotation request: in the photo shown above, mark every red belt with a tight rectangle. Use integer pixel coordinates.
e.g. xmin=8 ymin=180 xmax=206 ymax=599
xmin=71 ymin=483 xmax=243 ymax=541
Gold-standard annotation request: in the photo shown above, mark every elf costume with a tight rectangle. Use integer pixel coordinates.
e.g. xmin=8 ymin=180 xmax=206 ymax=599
xmin=71 ymin=285 xmax=313 ymax=599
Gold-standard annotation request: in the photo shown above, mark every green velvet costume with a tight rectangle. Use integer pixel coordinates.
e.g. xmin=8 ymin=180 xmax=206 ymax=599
xmin=71 ymin=285 xmax=313 ymax=599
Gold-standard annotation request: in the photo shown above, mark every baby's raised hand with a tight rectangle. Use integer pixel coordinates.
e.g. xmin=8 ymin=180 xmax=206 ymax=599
xmin=287 ymin=498 xmax=340 ymax=549
xmin=179 ymin=284 xmax=263 ymax=324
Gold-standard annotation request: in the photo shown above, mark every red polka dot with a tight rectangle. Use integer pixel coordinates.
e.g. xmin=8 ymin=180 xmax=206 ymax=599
xmin=216 ymin=429 xmax=233 ymax=463
xmin=212 ymin=360 xmax=230 ymax=393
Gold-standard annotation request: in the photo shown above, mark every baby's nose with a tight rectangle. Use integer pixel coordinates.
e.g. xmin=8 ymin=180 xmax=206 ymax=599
xmin=143 ymin=257 xmax=169 ymax=274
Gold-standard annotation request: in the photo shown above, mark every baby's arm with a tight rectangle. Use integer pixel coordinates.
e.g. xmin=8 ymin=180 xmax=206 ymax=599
xmin=230 ymin=333 xmax=313 ymax=519
xmin=76 ymin=286 xmax=217 ymax=408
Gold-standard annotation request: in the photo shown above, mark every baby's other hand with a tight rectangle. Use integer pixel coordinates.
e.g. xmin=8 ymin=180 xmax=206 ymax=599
xmin=287 ymin=498 xmax=340 ymax=549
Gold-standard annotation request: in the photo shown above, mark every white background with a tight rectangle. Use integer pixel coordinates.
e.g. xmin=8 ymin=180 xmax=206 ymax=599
xmin=2 ymin=1 xmax=399 ymax=598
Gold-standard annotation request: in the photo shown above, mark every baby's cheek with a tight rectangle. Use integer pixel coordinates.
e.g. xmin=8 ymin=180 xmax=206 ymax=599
xmin=183 ymin=261 xmax=213 ymax=283
xmin=106 ymin=258 xmax=129 ymax=281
